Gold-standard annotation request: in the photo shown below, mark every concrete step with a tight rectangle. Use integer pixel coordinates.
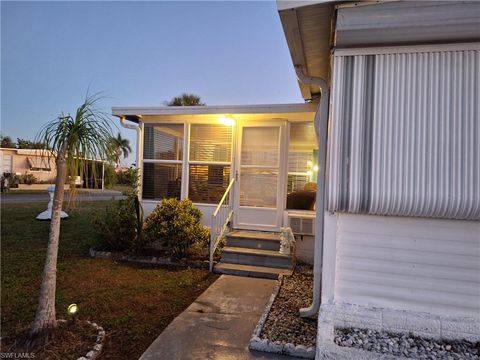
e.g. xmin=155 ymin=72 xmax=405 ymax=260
xmin=221 ymin=246 xmax=292 ymax=269
xmin=214 ymin=262 xmax=293 ymax=279
xmin=225 ymin=230 xmax=281 ymax=251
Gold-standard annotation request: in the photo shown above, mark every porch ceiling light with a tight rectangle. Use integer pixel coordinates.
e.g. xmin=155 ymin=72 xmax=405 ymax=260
xmin=219 ymin=115 xmax=235 ymax=126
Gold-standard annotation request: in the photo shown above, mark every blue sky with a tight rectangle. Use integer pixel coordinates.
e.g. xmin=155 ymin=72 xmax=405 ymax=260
xmin=1 ymin=1 xmax=303 ymax=165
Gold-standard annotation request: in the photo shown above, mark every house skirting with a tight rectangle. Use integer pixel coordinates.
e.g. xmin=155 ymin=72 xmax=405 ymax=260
xmin=315 ymin=302 xmax=480 ymax=359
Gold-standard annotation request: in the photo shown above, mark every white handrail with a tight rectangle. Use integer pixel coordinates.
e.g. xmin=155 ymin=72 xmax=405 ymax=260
xmin=213 ymin=178 xmax=235 ymax=217
xmin=209 ymin=178 xmax=235 ymax=272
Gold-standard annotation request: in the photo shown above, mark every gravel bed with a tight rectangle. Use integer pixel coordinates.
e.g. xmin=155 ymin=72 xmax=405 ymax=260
xmin=260 ymin=264 xmax=316 ymax=348
xmin=335 ymin=327 xmax=480 ymax=360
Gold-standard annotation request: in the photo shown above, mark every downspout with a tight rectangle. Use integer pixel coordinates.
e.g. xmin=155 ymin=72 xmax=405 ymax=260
xmin=119 ymin=116 xmax=141 ymax=192
xmin=295 ymin=66 xmax=330 ymax=318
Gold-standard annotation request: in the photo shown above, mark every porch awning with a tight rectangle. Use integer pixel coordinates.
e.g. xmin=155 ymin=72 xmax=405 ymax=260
xmin=27 ymin=156 xmax=53 ymax=171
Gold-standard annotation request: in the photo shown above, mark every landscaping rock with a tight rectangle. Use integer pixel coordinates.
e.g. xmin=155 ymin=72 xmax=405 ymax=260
xmin=334 ymin=327 xmax=480 ymax=360
xmin=260 ymin=264 xmax=316 ymax=349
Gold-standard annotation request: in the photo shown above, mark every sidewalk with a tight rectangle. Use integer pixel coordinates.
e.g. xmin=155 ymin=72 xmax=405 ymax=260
xmin=139 ymin=275 xmax=296 ymax=360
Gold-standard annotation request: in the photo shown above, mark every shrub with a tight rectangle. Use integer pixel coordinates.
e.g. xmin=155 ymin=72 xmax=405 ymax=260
xmin=6 ymin=174 xmax=20 ymax=188
xmin=117 ymin=167 xmax=137 ymax=187
xmin=22 ymin=173 xmax=38 ymax=185
xmin=144 ymin=198 xmax=209 ymax=259
xmin=92 ymin=192 xmax=146 ymax=252
xmin=103 ymin=164 xmax=117 ymax=188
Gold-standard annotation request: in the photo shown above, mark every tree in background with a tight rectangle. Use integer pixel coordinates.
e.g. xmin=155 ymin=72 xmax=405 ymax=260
xmin=167 ymin=93 xmax=205 ymax=106
xmin=1 ymin=135 xmax=15 ymax=148
xmin=16 ymin=138 xmax=47 ymax=149
xmin=25 ymin=94 xmax=112 ymax=348
xmin=107 ymin=132 xmax=131 ymax=167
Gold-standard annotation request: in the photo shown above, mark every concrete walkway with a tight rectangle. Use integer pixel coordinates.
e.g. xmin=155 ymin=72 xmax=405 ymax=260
xmin=139 ymin=275 xmax=296 ymax=360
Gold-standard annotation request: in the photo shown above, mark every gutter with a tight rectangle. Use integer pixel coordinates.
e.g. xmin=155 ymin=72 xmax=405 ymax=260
xmin=294 ymin=66 xmax=330 ymax=318
xmin=119 ymin=116 xmax=141 ymax=189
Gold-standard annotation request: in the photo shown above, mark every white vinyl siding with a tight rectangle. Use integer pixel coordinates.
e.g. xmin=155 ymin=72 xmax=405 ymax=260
xmin=329 ymin=46 xmax=480 ymax=220
xmin=335 ymin=214 xmax=480 ymax=318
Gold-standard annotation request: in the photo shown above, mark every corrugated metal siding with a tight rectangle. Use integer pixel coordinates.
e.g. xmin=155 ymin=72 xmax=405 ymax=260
xmin=335 ymin=214 xmax=480 ymax=317
xmin=336 ymin=1 xmax=480 ymax=47
xmin=328 ymin=47 xmax=480 ymax=220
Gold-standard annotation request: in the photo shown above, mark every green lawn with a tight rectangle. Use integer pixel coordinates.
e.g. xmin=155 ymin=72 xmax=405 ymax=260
xmin=105 ymin=184 xmax=134 ymax=194
xmin=1 ymin=201 xmax=218 ymax=359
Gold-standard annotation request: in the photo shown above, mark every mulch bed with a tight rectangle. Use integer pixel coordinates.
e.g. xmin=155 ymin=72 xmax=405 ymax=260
xmin=260 ymin=264 xmax=317 ymax=348
xmin=1 ymin=320 xmax=98 ymax=360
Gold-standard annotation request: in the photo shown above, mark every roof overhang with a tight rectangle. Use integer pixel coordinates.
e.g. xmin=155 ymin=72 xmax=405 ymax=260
xmin=278 ymin=1 xmax=336 ymax=100
xmin=112 ymin=103 xmax=317 ymax=123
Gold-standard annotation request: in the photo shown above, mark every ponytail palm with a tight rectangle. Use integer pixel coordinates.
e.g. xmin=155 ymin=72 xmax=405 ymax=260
xmin=27 ymin=94 xmax=112 ymax=346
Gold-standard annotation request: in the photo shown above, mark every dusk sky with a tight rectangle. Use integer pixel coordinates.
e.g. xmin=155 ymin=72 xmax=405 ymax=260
xmin=1 ymin=1 xmax=303 ymax=165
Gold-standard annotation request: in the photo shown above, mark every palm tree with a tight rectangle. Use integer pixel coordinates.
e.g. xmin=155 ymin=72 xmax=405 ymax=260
xmin=25 ymin=94 xmax=112 ymax=347
xmin=108 ymin=132 xmax=132 ymax=167
xmin=167 ymin=93 xmax=205 ymax=106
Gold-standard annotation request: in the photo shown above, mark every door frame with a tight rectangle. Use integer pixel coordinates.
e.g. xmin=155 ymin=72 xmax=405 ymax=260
xmin=233 ymin=119 xmax=287 ymax=231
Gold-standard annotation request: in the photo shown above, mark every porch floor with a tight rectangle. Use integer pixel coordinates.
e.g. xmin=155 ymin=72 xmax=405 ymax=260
xmin=138 ymin=275 xmax=297 ymax=360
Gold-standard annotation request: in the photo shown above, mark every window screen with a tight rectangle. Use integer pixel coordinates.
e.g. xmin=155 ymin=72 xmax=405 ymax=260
xmin=142 ymin=163 xmax=182 ymax=200
xmin=188 ymin=165 xmax=231 ymax=204
xmin=144 ymin=124 xmax=184 ymax=160
xmin=189 ymin=124 xmax=232 ymax=162
xmin=287 ymin=123 xmax=318 ymax=210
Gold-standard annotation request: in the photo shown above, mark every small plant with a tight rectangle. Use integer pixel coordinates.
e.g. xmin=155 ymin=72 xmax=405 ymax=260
xmin=117 ymin=167 xmax=137 ymax=187
xmin=103 ymin=164 xmax=117 ymax=188
xmin=143 ymin=198 xmax=209 ymax=259
xmin=21 ymin=172 xmax=38 ymax=185
xmin=92 ymin=171 xmax=145 ymax=253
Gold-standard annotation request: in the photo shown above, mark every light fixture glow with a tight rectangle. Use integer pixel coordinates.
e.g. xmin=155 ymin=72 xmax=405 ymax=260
xmin=67 ymin=303 xmax=78 ymax=316
xmin=306 ymin=170 xmax=312 ymax=176
xmin=313 ymin=165 xmax=319 ymax=172
xmin=307 ymin=160 xmax=313 ymax=167
xmin=219 ymin=115 xmax=235 ymax=126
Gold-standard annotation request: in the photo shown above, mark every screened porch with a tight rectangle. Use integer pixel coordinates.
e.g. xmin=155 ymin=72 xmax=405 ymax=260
xmin=113 ymin=104 xmax=318 ymax=231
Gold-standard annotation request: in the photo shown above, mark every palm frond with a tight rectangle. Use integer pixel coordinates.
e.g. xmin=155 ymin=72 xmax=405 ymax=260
xmin=35 ymin=93 xmax=114 ymax=202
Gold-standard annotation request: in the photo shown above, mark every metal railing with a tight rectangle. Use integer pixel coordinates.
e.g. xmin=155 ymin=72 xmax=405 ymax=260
xmin=209 ymin=178 xmax=235 ymax=272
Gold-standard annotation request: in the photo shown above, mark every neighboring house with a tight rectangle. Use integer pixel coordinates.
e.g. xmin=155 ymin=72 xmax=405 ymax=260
xmin=0 ymin=147 xmax=105 ymax=189
xmin=113 ymin=0 xmax=480 ymax=354
xmin=0 ymin=148 xmax=56 ymax=183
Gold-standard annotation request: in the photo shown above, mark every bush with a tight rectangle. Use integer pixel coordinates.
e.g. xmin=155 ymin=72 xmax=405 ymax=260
xmin=144 ymin=198 xmax=209 ymax=259
xmin=6 ymin=174 xmax=20 ymax=188
xmin=92 ymin=192 xmax=145 ymax=252
xmin=103 ymin=164 xmax=117 ymax=188
xmin=22 ymin=173 xmax=38 ymax=185
xmin=117 ymin=168 xmax=137 ymax=187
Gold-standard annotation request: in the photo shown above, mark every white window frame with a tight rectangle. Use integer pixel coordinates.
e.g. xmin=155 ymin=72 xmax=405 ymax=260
xmin=140 ymin=120 xmax=235 ymax=205
xmin=141 ymin=122 xmax=186 ymax=201
xmin=187 ymin=123 xmax=234 ymax=206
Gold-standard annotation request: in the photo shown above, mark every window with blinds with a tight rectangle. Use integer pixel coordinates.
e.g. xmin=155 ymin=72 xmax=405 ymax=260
xmin=189 ymin=124 xmax=232 ymax=162
xmin=142 ymin=124 xmax=184 ymax=200
xmin=142 ymin=163 xmax=182 ymax=200
xmin=144 ymin=124 xmax=184 ymax=160
xmin=188 ymin=165 xmax=231 ymax=203
xmin=286 ymin=123 xmax=318 ymax=210
xmin=188 ymin=124 xmax=233 ymax=204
